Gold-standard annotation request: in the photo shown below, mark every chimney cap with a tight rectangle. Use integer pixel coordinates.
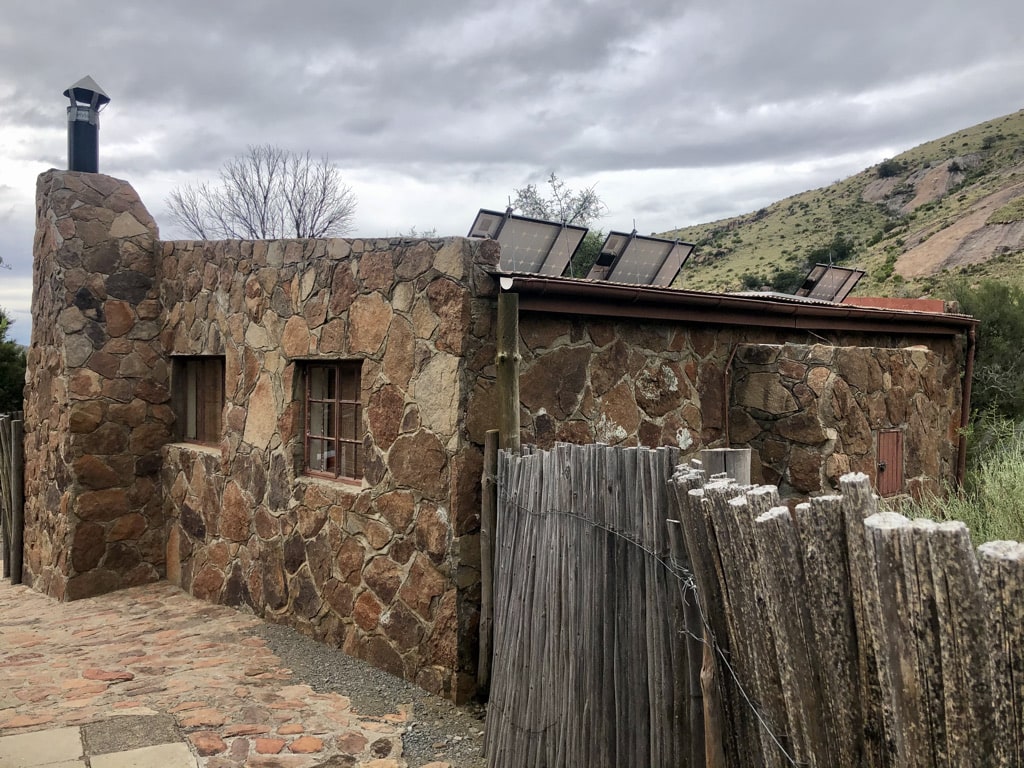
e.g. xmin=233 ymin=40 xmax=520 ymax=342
xmin=63 ymin=76 xmax=110 ymax=107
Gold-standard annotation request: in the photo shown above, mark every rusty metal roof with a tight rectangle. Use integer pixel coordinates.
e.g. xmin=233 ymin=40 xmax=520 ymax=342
xmin=494 ymin=271 xmax=976 ymax=337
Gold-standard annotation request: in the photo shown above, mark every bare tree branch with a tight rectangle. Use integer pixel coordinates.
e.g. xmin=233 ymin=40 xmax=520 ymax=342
xmin=165 ymin=145 xmax=357 ymax=240
xmin=511 ymin=172 xmax=607 ymax=227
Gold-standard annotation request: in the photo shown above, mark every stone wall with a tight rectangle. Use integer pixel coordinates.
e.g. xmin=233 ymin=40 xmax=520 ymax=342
xmin=158 ymin=235 xmax=498 ymax=702
xmin=473 ymin=313 xmax=964 ymax=497
xmin=24 ymin=171 xmax=171 ymax=599
xmin=469 ymin=316 xmax=708 ymax=451
xmin=730 ymin=343 xmax=962 ymax=499
xmin=26 ymin=169 xmax=967 ymax=702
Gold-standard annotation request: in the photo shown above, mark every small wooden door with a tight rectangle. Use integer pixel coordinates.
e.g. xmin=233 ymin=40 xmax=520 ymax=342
xmin=876 ymin=429 xmax=904 ymax=496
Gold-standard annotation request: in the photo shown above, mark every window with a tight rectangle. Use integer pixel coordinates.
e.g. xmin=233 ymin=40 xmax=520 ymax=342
xmin=174 ymin=356 xmax=224 ymax=443
xmin=304 ymin=362 xmax=363 ymax=480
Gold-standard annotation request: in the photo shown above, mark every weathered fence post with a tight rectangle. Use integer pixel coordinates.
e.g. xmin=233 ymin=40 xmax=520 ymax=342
xmin=978 ymin=540 xmax=1024 ymax=767
xmin=496 ymin=289 xmax=520 ymax=454
xmin=0 ymin=414 xmax=10 ymax=579
xmin=478 ymin=428 xmax=500 ymax=693
xmin=700 ymin=447 xmax=751 ymax=485
xmin=1 ymin=413 xmax=24 ymax=584
xmin=10 ymin=416 xmax=23 ymax=584
xmin=840 ymin=472 xmax=890 ymax=767
xmin=792 ymin=495 xmax=863 ymax=766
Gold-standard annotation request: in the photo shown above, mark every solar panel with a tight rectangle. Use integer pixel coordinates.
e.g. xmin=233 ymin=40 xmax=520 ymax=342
xmin=468 ymin=208 xmax=587 ymax=276
xmin=586 ymin=231 xmax=694 ymax=286
xmin=795 ymin=264 xmax=865 ymax=302
xmin=468 ymin=211 xmax=504 ymax=239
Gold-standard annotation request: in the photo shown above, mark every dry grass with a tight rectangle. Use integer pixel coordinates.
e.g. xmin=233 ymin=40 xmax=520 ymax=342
xmin=893 ymin=420 xmax=1024 ymax=544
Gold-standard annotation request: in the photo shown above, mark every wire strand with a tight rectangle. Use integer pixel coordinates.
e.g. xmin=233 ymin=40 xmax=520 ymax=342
xmin=496 ymin=488 xmax=802 ymax=768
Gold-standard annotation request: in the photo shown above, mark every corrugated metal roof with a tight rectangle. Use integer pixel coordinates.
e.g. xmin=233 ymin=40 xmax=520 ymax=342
xmin=493 ymin=270 xmax=976 ymax=335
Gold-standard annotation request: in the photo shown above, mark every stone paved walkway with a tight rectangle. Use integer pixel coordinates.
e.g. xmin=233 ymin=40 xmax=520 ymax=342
xmin=0 ymin=579 xmax=427 ymax=767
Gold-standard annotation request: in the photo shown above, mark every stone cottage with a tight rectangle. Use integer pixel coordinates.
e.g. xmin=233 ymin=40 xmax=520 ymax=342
xmin=23 ymin=170 xmax=976 ymax=701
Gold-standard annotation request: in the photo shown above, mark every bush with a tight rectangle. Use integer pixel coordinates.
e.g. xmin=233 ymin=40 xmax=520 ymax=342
xmin=949 ymin=279 xmax=1024 ymax=420
xmin=805 ymin=232 xmax=856 ymax=267
xmin=0 ymin=310 xmax=26 ymax=414
xmin=770 ymin=267 xmax=807 ymax=293
xmin=567 ymin=230 xmax=604 ymax=278
xmin=877 ymin=158 xmax=905 ymax=178
xmin=740 ymin=273 xmax=765 ymax=290
xmin=906 ymin=417 xmax=1024 ymax=542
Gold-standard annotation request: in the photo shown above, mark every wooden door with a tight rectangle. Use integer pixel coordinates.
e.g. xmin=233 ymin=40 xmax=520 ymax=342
xmin=876 ymin=429 xmax=904 ymax=496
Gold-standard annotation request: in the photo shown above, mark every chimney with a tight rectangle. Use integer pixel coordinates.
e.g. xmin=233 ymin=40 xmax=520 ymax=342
xmin=63 ymin=76 xmax=110 ymax=173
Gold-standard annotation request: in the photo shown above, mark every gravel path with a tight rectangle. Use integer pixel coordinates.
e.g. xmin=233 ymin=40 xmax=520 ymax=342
xmin=254 ymin=622 xmax=487 ymax=768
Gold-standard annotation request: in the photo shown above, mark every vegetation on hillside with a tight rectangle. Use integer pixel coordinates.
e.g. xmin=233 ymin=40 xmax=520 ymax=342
xmin=0 ymin=309 xmax=26 ymax=414
xmin=662 ymin=109 xmax=1024 ymax=543
xmin=663 ymin=109 xmax=1024 ymax=297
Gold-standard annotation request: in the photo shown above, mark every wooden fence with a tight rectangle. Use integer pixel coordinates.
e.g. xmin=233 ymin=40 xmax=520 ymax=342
xmin=487 ymin=442 xmax=1024 ymax=768
xmin=671 ymin=467 xmax=1023 ymax=768
xmin=486 ymin=443 xmax=702 ymax=767
xmin=0 ymin=411 xmax=25 ymax=584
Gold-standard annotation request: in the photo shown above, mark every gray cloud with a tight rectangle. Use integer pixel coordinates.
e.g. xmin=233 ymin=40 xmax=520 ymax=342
xmin=0 ymin=0 xmax=1021 ymax=257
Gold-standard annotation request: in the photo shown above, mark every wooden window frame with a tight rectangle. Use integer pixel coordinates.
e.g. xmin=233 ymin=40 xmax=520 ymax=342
xmin=176 ymin=356 xmax=224 ymax=444
xmin=303 ymin=361 xmax=363 ymax=482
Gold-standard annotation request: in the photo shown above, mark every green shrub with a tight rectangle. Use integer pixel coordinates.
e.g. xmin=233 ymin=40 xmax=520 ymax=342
xmin=0 ymin=310 xmax=26 ymax=414
xmin=740 ymin=273 xmax=765 ymax=290
xmin=877 ymin=158 xmax=906 ymax=178
xmin=948 ymin=279 xmax=1024 ymax=419
xmin=567 ymin=230 xmax=604 ymax=278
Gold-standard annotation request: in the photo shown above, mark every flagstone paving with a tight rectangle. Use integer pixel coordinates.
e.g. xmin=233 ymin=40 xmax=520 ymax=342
xmin=0 ymin=579 xmax=433 ymax=767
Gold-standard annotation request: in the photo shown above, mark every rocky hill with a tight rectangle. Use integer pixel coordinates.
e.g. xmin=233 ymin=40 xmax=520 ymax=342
xmin=663 ymin=109 xmax=1024 ymax=297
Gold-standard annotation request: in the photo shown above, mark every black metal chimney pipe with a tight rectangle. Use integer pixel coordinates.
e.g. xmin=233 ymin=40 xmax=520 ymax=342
xmin=63 ymin=76 xmax=110 ymax=173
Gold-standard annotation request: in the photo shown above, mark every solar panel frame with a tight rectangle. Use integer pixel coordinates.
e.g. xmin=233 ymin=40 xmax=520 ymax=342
xmin=468 ymin=208 xmax=587 ymax=276
xmin=609 ymin=237 xmax=671 ymax=285
xmin=652 ymin=241 xmax=695 ymax=287
xmin=468 ymin=210 xmax=505 ymax=239
xmin=795 ymin=264 xmax=866 ymax=302
xmin=587 ymin=230 xmax=695 ymax=286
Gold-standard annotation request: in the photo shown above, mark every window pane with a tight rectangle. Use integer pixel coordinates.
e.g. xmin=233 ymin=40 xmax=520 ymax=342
xmin=339 ymin=365 xmax=359 ymax=402
xmin=185 ymin=362 xmax=198 ymax=440
xmin=339 ymin=442 xmax=360 ymax=478
xmin=339 ymin=403 xmax=359 ymax=440
xmin=200 ymin=362 xmax=223 ymax=439
xmin=309 ymin=366 xmax=335 ymax=400
xmin=309 ymin=402 xmax=336 ymax=437
xmin=307 ymin=438 xmax=330 ymax=473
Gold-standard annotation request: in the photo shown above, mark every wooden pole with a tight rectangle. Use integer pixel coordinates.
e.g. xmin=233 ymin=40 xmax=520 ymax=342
xmin=0 ymin=415 xmax=10 ymax=579
xmin=496 ymin=290 xmax=521 ymax=454
xmin=700 ymin=447 xmax=751 ymax=485
xmin=478 ymin=428 xmax=499 ymax=694
xmin=10 ymin=417 xmax=23 ymax=585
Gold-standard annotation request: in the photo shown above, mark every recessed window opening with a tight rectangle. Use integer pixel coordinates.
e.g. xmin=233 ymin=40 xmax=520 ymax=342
xmin=305 ymin=361 xmax=363 ymax=481
xmin=177 ymin=356 xmax=224 ymax=443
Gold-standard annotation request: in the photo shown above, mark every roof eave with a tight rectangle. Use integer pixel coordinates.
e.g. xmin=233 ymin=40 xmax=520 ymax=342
xmin=496 ymin=273 xmax=977 ymax=337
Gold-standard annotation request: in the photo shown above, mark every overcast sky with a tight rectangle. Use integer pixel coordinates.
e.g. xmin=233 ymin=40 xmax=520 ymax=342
xmin=2 ymin=1 xmax=1023 ymax=345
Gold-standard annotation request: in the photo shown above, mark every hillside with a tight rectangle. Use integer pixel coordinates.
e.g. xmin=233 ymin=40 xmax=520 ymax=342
xmin=663 ymin=109 xmax=1024 ymax=298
